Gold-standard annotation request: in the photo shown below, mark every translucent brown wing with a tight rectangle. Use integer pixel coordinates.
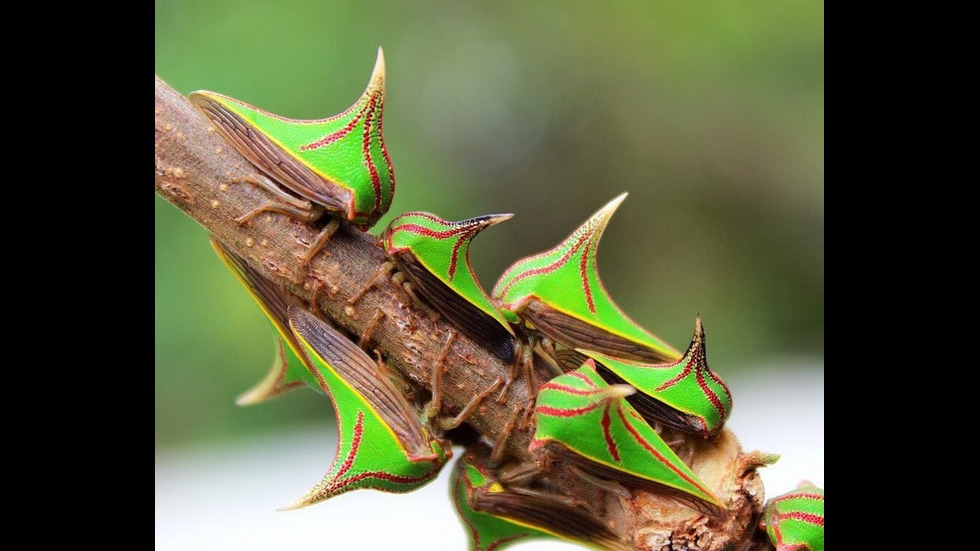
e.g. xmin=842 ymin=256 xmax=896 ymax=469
xmin=548 ymin=443 xmax=724 ymax=518
xmin=395 ymin=252 xmax=517 ymax=363
xmin=287 ymin=306 xmax=428 ymax=451
xmin=525 ymin=300 xmax=676 ymax=363
xmin=474 ymin=488 xmax=630 ymax=550
xmin=191 ymin=95 xmax=349 ymax=212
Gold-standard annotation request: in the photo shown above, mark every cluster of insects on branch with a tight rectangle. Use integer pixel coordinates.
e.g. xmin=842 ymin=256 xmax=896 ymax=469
xmin=190 ymin=48 xmax=823 ymax=550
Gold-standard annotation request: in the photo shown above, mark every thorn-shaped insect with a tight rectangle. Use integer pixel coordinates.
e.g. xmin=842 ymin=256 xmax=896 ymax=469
xmin=530 ymin=360 xmax=724 ymax=517
xmin=451 ymin=443 xmax=630 ymax=551
xmin=569 ymin=315 xmax=733 ymax=438
xmin=212 ymin=239 xmax=488 ymax=509
xmin=381 ymin=212 xmax=518 ymax=363
xmin=492 ymin=193 xmax=682 ymax=365
xmin=761 ymin=481 xmax=825 ymax=551
xmin=282 ymin=306 xmax=452 ymax=509
xmin=190 ymin=48 xmax=395 ymax=265
xmin=210 ymin=238 xmax=320 ymax=404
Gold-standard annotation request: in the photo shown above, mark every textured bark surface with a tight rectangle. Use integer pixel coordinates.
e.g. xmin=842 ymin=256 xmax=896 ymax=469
xmin=155 ymin=75 xmax=774 ymax=551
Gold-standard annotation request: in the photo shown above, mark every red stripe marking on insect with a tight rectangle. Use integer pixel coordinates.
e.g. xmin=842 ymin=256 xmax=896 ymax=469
xmin=615 ymin=407 xmax=713 ymax=496
xmin=298 ymin=107 xmax=365 ymax=151
xmin=274 ymin=340 xmax=290 ymax=385
xmin=696 ymin=368 xmax=727 ymax=420
xmin=773 ymin=491 xmax=824 ymax=504
xmin=391 ymin=222 xmax=473 ymax=281
xmin=390 ymin=221 xmax=485 ymax=281
xmin=579 ymin=235 xmax=596 ymax=314
xmin=486 ymin=534 xmax=527 ymax=551
xmin=768 ymin=505 xmax=824 ymax=550
xmin=497 ymin=229 xmax=590 ymax=300
xmin=541 ymin=382 xmax=607 ymax=396
xmin=452 ymin=225 xmax=485 ymax=281
xmin=270 ymin=338 xmax=304 ymax=395
xmin=771 ymin=524 xmax=787 ymax=548
xmin=655 ymin=362 xmax=691 ymax=392
xmin=455 ymin=477 xmax=484 ymax=547
xmin=321 ymin=469 xmax=441 ymax=499
xmin=362 ymin=95 xmax=382 ymax=214
xmin=782 ymin=511 xmax=824 ymax=527
xmin=536 ymin=402 xmax=603 ymax=418
xmin=392 ymin=223 xmax=468 ymax=240
xmin=319 ymin=429 xmax=442 ymax=498
xmin=463 ymin=244 xmax=481 ymax=290
xmin=334 ymin=412 xmax=365 ymax=478
xmin=377 ymin=96 xmax=395 ymax=201
xmin=566 ymin=368 xmax=599 ymax=388
xmin=304 ymin=414 xmax=361 ymax=502
xmin=601 ymin=405 xmax=620 ymax=461
xmin=707 ymin=368 xmax=731 ymax=405
xmin=337 ymin=467 xmax=440 ymax=487
xmin=448 ymin=234 xmax=467 ymax=280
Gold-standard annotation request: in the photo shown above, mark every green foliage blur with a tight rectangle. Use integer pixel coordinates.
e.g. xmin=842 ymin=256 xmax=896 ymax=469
xmin=155 ymin=1 xmax=823 ymax=448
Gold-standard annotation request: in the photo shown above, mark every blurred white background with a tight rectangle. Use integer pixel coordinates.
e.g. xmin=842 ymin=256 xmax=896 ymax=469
xmin=155 ymin=362 xmax=823 ymax=550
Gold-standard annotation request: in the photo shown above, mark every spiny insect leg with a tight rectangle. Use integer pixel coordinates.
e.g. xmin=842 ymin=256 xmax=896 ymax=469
xmin=358 ymin=309 xmax=386 ymax=349
xmin=496 ymin=462 xmax=543 ymax=487
xmin=233 ymin=172 xmax=314 ymax=213
xmin=495 ymin=339 xmax=533 ymax=403
xmin=347 ymin=261 xmax=395 ymax=308
xmin=533 ymin=337 xmax=563 ymax=377
xmin=439 ymin=378 xmax=504 ymax=431
xmin=390 ymin=271 xmax=441 ymax=322
xmin=519 ymin=400 xmax=536 ymax=430
xmin=298 ymin=218 xmax=340 ymax=268
xmin=424 ymin=331 xmax=457 ymax=421
xmin=490 ymin=405 xmax=525 ymax=465
xmin=568 ymin=464 xmax=632 ymax=500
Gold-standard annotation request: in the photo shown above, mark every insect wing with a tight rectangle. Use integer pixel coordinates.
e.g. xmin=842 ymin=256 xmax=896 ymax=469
xmin=189 ymin=48 xmax=394 ymax=228
xmin=282 ymin=307 xmax=450 ymax=507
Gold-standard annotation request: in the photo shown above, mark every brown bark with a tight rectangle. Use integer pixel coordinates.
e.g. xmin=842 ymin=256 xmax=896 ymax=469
xmin=155 ymin=74 xmax=774 ymax=551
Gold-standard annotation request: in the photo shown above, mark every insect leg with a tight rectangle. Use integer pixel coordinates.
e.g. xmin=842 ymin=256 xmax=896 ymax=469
xmin=423 ymin=330 xmax=457 ymax=421
xmin=439 ymin=378 xmax=504 ymax=431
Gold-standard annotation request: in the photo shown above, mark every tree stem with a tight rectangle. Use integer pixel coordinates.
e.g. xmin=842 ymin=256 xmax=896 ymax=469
xmin=155 ymin=75 xmax=772 ymax=551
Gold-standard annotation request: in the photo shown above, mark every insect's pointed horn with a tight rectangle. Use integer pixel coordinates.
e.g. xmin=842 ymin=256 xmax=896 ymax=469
xmin=477 ymin=213 xmax=515 ymax=228
xmin=455 ymin=213 xmax=515 ymax=232
xmin=366 ymin=47 xmax=386 ymax=98
xmin=604 ymin=384 xmax=637 ymax=400
xmin=276 ymin=496 xmax=313 ymax=512
xmin=590 ymin=192 xmax=628 ymax=236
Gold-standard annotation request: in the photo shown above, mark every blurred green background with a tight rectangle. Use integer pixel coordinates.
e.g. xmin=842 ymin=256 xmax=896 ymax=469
xmin=155 ymin=1 xmax=823 ymax=449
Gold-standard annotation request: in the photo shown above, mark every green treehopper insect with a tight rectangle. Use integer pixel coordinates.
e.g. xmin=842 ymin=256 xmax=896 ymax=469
xmin=530 ymin=360 xmax=724 ymax=517
xmin=566 ymin=315 xmax=733 ymax=438
xmin=382 ymin=211 xmax=518 ymax=363
xmin=190 ymin=48 xmax=395 ymax=265
xmin=211 ymin=239 xmax=454 ymax=508
xmin=761 ymin=481 xmax=824 ymax=551
xmin=451 ymin=443 xmax=629 ymax=551
xmin=492 ymin=193 xmax=682 ymax=366
xmin=282 ymin=306 xmax=453 ymax=509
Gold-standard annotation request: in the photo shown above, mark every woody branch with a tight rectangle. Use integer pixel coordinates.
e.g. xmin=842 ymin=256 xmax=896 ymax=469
xmin=154 ymin=75 xmax=771 ymax=551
